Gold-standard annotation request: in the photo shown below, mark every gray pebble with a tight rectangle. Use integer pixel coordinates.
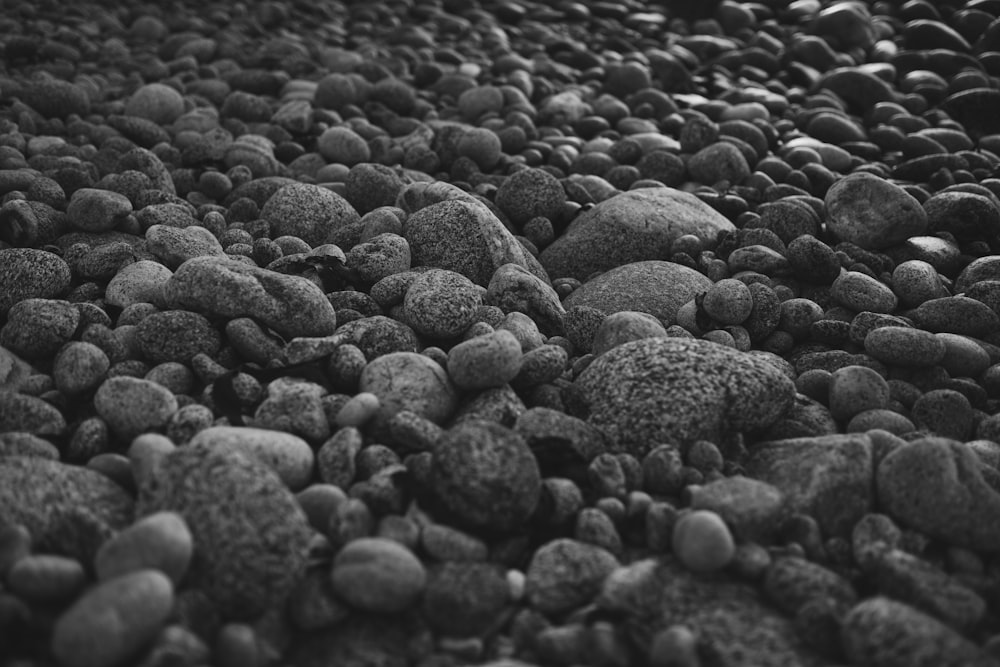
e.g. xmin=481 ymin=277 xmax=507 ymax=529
xmin=447 ymin=329 xmax=523 ymax=390
xmin=831 ymin=271 xmax=898 ymax=313
xmin=0 ymin=248 xmax=72 ymax=315
xmin=94 ymin=376 xmax=179 ymax=441
xmin=0 ymin=298 xmax=79 ymax=360
xmin=136 ymin=310 xmax=221 ymax=364
xmin=66 ymin=188 xmax=133 ymax=233
xmin=53 ymin=341 xmax=110 ymax=395
xmin=525 ymin=538 xmax=619 ymax=615
xmin=403 ymin=269 xmax=481 ymax=339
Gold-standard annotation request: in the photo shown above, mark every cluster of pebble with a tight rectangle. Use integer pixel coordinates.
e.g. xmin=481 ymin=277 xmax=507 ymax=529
xmin=2 ymin=0 xmax=1000 ymax=665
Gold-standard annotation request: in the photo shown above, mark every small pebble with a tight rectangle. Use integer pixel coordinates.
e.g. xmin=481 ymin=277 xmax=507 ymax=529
xmin=330 ymin=537 xmax=426 ymax=613
xmin=828 ymin=365 xmax=890 ymax=422
xmin=864 ymin=326 xmax=946 ymax=367
xmin=335 ymin=392 xmax=381 ymax=428
xmin=671 ymin=509 xmax=736 ymax=573
xmin=94 ymin=376 xmax=179 ymax=442
xmin=831 ymin=271 xmax=898 ymax=313
xmin=446 ymin=329 xmax=523 ymax=390
xmin=6 ymin=554 xmax=87 ymax=602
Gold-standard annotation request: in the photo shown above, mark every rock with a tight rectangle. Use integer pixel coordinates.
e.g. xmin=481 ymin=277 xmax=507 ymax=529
xmin=345 ymin=233 xmax=411 ymax=284
xmin=910 ymin=389 xmax=974 ymax=440
xmin=253 ymin=381 xmax=331 ymax=445
xmin=687 ymin=142 xmax=751 ymax=185
xmin=430 ymin=420 xmax=541 ymax=533
xmin=94 ymin=512 xmax=193 ymax=584
xmin=672 ymin=510 xmax=736 ymax=573
xmin=877 ymin=437 xmax=1000 ymax=552
xmin=841 ymin=597 xmax=990 ymax=667
xmin=260 ymin=183 xmax=361 ymax=249
xmin=0 ymin=248 xmax=71 ymax=315
xmin=494 ymin=168 xmax=567 ymax=226
xmin=187 ymin=427 xmax=315 ymax=491
xmin=0 ymin=457 xmax=133 ymax=560
xmin=539 ymin=188 xmax=735 ymax=282
xmin=66 ymin=188 xmax=133 ymax=233
xmin=911 ymin=296 xmax=1000 ymax=337
xmin=145 ymin=225 xmax=225 ymax=268
xmin=163 ymin=257 xmax=337 ymax=338
xmin=125 ymin=83 xmax=185 ymax=125
xmin=403 ymin=199 xmax=548 ymax=287
xmin=94 ymin=376 xmax=179 ymax=441
xmin=53 ymin=341 xmax=110 ymax=395
xmin=825 ymin=172 xmax=928 ymax=250
xmin=688 ymin=476 xmax=788 ymax=543
xmin=562 ymin=260 xmax=712 ymax=326
xmin=104 ymin=260 xmax=173 ymax=309
xmin=763 ymin=556 xmax=857 ymax=615
xmin=331 ymin=537 xmax=426 ymax=613
xmin=0 ymin=298 xmax=79 ymax=360
xmin=359 ymin=351 xmax=458 ymax=433
xmin=743 ymin=433 xmax=874 ymax=538
xmin=0 ymin=392 xmax=66 ymax=437
xmin=402 ymin=269 xmax=482 ymax=339
xmin=831 ymin=271 xmax=898 ymax=313
xmin=317 ymin=126 xmax=371 ymax=166
xmin=136 ymin=443 xmax=312 ymax=619
xmin=344 ymin=163 xmax=406 ymax=215
xmin=421 ymin=561 xmax=510 ymax=637
xmin=592 ymin=311 xmax=668 ymax=356
xmin=828 ymin=365 xmax=890 ymax=422
xmin=525 ymin=538 xmax=619 ymax=615
xmin=136 ymin=310 xmax=221 ymax=364
xmin=486 ymin=263 xmax=565 ymax=337
xmin=574 ymin=337 xmax=795 ymax=456
xmin=52 ymin=570 xmax=174 ymax=667
xmin=924 ymin=191 xmax=1000 ymax=241
xmin=864 ymin=326 xmax=946 ymax=367
xmin=19 ymin=78 xmax=91 ymax=119
xmin=447 ymin=330 xmax=523 ymax=390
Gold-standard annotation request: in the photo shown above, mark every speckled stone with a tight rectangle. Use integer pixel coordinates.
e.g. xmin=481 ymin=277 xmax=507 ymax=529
xmin=0 ymin=457 xmax=133 ymax=559
xmin=447 ymin=329 xmax=523 ymax=390
xmin=136 ymin=310 xmax=221 ymax=364
xmin=540 ymin=188 xmax=735 ymax=282
xmin=66 ymin=188 xmax=133 ymax=233
xmin=345 ymin=233 xmax=411 ymax=284
xmin=94 ymin=376 xmax=179 ymax=441
xmin=403 ymin=198 xmax=548 ymax=287
xmin=163 ymin=257 xmax=336 ymax=338
xmin=104 ymin=260 xmax=174 ymax=309
xmin=0 ymin=248 xmax=72 ymax=315
xmin=525 ymin=538 xmax=619 ymax=615
xmin=125 ymin=83 xmax=185 ymax=125
xmin=911 ymin=296 xmax=1000 ymax=337
xmin=688 ymin=476 xmax=788 ymax=543
xmin=430 ymin=420 xmax=541 ymax=533
xmin=145 ymin=225 xmax=226 ymax=269
xmin=0 ymin=392 xmax=67 ymax=437
xmin=574 ymin=337 xmax=795 ymax=456
xmin=744 ymin=433 xmax=874 ymax=538
xmin=188 ymin=427 xmax=315 ymax=491
xmin=864 ymin=326 xmax=946 ymax=367
xmin=825 ymin=172 xmax=928 ymax=250
xmin=0 ymin=298 xmax=79 ymax=360
xmin=260 ymin=183 xmax=361 ymax=248
xmin=402 ymin=269 xmax=482 ymax=339
xmin=841 ymin=597 xmax=989 ymax=667
xmin=494 ymin=167 xmax=567 ymax=226
xmin=562 ymin=260 xmax=712 ymax=327
xmin=421 ymin=561 xmax=510 ymax=637
xmin=136 ymin=443 xmax=312 ymax=620
xmin=762 ymin=556 xmax=857 ymax=615
xmin=359 ymin=351 xmax=458 ymax=433
xmin=486 ymin=263 xmax=566 ymax=338
xmin=877 ymin=437 xmax=1000 ymax=552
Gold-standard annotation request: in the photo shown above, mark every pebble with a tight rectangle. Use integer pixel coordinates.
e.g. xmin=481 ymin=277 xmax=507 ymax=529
xmin=403 ymin=198 xmax=545 ymax=287
xmin=824 ymin=172 xmax=928 ymax=250
xmin=163 ymin=256 xmax=337 ymax=338
xmin=687 ymin=142 xmax=751 ymax=185
xmin=828 ymin=365 xmax=890 ymax=422
xmin=187 ymin=426 xmax=315 ymax=491
xmin=145 ymin=224 xmax=226 ymax=268
xmin=831 ymin=271 xmax=899 ymax=313
xmin=260 ymin=182 xmax=361 ymax=248
xmin=762 ymin=555 xmax=856 ymax=615
xmin=841 ymin=597 xmax=988 ymax=667
xmin=447 ymin=329 xmax=523 ymax=390
xmin=524 ymin=538 xmax=619 ymax=615
xmin=563 ymin=260 xmax=712 ymax=328
xmin=0 ymin=248 xmax=72 ymax=315
xmin=6 ymin=554 xmax=87 ymax=602
xmin=863 ymin=325 xmax=946 ymax=367
xmin=317 ymin=126 xmax=371 ymax=166
xmin=331 ymin=537 xmax=426 ymax=613
xmin=136 ymin=442 xmax=312 ymax=619
xmin=136 ymin=310 xmax=221 ymax=364
xmin=574 ymin=337 xmax=795 ymax=456
xmin=421 ymin=561 xmax=510 ymax=637
xmin=125 ymin=83 xmax=185 ymax=125
xmin=53 ymin=341 xmax=110 ymax=395
xmin=94 ymin=376 xmax=178 ymax=442
xmin=702 ymin=278 xmax=753 ymax=325
xmin=52 ymin=570 xmax=175 ymax=667
xmin=104 ymin=260 xmax=173 ymax=309
xmin=253 ymin=381 xmax=331 ymax=445
xmin=671 ymin=510 xmax=736 ymax=573
xmin=591 ymin=311 xmax=667 ymax=357
xmin=346 ymin=232 xmax=411 ymax=284
xmin=335 ymin=392 xmax=381 ymax=428
xmin=687 ymin=476 xmax=787 ymax=543
xmin=430 ymin=420 xmax=541 ymax=532
xmin=345 ymin=163 xmax=406 ymax=215
xmin=925 ymin=190 xmax=1000 ymax=241
xmin=877 ymin=437 xmax=1000 ymax=551
xmin=936 ymin=333 xmax=991 ymax=378
xmin=94 ymin=511 xmax=193 ymax=584
xmin=910 ymin=389 xmax=974 ymax=441
xmin=539 ymin=187 xmax=735 ymax=282
xmin=494 ymin=168 xmax=566 ymax=226
xmin=891 ymin=259 xmax=949 ymax=307
xmin=911 ymin=296 xmax=1000 ymax=337
xmin=66 ymin=188 xmax=133 ymax=233
xmin=403 ymin=269 xmax=482 ymax=339
xmin=359 ymin=351 xmax=458 ymax=433
xmin=0 ymin=298 xmax=79 ymax=360
xmin=485 ymin=263 xmax=566 ymax=338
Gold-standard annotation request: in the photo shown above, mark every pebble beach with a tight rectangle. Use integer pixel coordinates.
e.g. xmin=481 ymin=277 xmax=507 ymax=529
xmin=2 ymin=0 xmax=1000 ymax=665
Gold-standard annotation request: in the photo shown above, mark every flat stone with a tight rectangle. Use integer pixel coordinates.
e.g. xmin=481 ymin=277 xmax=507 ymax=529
xmin=540 ymin=187 xmax=735 ymax=282
xmin=163 ymin=256 xmax=337 ymax=338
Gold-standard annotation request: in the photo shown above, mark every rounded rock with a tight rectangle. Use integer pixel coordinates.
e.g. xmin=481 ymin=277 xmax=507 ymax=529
xmin=403 ymin=269 xmax=482 ymax=339
xmin=125 ymin=83 xmax=185 ymax=125
xmin=94 ymin=376 xmax=179 ymax=441
xmin=688 ymin=142 xmax=751 ymax=185
xmin=524 ymin=538 xmax=619 ymax=615
xmin=105 ymin=261 xmax=173 ymax=309
xmin=187 ymin=426 xmax=315 ymax=491
xmin=591 ymin=311 xmax=667 ymax=356
xmin=317 ymin=126 xmax=370 ymax=166
xmin=53 ymin=341 xmax=110 ymax=395
xmin=672 ymin=510 xmax=736 ymax=574
xmin=864 ymin=326 xmax=946 ymax=367
xmin=825 ymin=172 xmax=928 ymax=250
xmin=831 ymin=271 xmax=898 ymax=313
xmin=828 ymin=365 xmax=890 ymax=422
xmin=703 ymin=278 xmax=754 ymax=325
xmin=1 ymin=298 xmax=80 ymax=360
xmin=260 ymin=182 xmax=361 ymax=249
xmin=421 ymin=561 xmax=510 ymax=637
xmin=0 ymin=248 xmax=72 ymax=316
xmin=66 ymin=188 xmax=133 ymax=233
xmin=94 ymin=512 xmax=193 ymax=584
xmin=331 ymin=537 xmax=426 ymax=614
xmin=136 ymin=310 xmax=221 ymax=365
xmin=359 ymin=351 xmax=458 ymax=431
xmin=495 ymin=168 xmax=568 ymax=227
xmin=447 ymin=329 xmax=523 ymax=390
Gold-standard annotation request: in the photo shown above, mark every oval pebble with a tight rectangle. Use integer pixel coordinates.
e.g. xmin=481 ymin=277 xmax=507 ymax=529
xmin=186 ymin=426 xmax=315 ymax=491
xmin=403 ymin=269 xmax=482 ymax=339
xmin=864 ymin=326 xmax=946 ymax=367
xmin=52 ymin=570 xmax=174 ymax=667
xmin=330 ymin=537 xmax=426 ymax=613
xmin=447 ymin=329 xmax=523 ymax=390
xmin=671 ymin=509 xmax=736 ymax=573
xmin=935 ymin=333 xmax=991 ymax=378
xmin=828 ymin=365 xmax=890 ymax=422
xmin=6 ymin=554 xmax=87 ymax=602
xmin=335 ymin=392 xmax=381 ymax=428
xmin=94 ymin=512 xmax=193 ymax=584
xmin=52 ymin=341 xmax=109 ymax=395
xmin=66 ymin=188 xmax=133 ymax=233
xmin=831 ymin=271 xmax=898 ymax=313
xmin=125 ymin=83 xmax=185 ymax=125
xmin=94 ymin=376 xmax=179 ymax=442
xmin=825 ymin=171 xmax=928 ymax=250
xmin=702 ymin=278 xmax=753 ymax=325
xmin=592 ymin=311 xmax=667 ymax=357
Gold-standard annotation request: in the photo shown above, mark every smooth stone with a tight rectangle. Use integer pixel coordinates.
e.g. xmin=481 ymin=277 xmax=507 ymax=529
xmin=494 ymin=167 xmax=567 ymax=225
xmin=911 ymin=296 xmax=1000 ymax=337
xmin=864 ymin=326 xmax=946 ymax=367
xmin=877 ymin=437 xmax=1000 ymax=552
xmin=825 ymin=172 xmax=928 ymax=250
xmin=94 ymin=376 xmax=178 ymax=441
xmin=188 ymin=427 xmax=315 ymax=491
xmin=743 ymin=433 xmax=874 ymax=538
xmin=260 ymin=183 xmax=361 ymax=248
xmin=94 ymin=512 xmax=193 ymax=584
xmin=924 ymin=191 xmax=1000 ymax=241
xmin=574 ymin=337 xmax=795 ymax=456
xmin=52 ymin=570 xmax=174 ymax=667
xmin=688 ymin=476 xmax=786 ymax=543
xmin=66 ymin=188 xmax=133 ymax=233
xmin=163 ymin=257 xmax=337 ymax=338
xmin=828 ymin=365 xmax=890 ymax=422
xmin=145 ymin=225 xmax=225 ymax=269
xmin=831 ymin=271 xmax=898 ymax=313
xmin=104 ymin=260 xmax=173 ymax=309
xmin=0 ymin=248 xmax=72 ymax=315
xmin=539 ymin=188 xmax=735 ymax=282
xmin=359 ymin=351 xmax=458 ymax=433
xmin=562 ymin=260 xmax=712 ymax=327
xmin=592 ymin=311 xmax=668 ymax=356
xmin=125 ymin=83 xmax=185 ymax=124
xmin=447 ymin=329 xmax=523 ymax=390
xmin=331 ymin=537 xmax=426 ymax=613
xmin=525 ymin=538 xmax=619 ymax=615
